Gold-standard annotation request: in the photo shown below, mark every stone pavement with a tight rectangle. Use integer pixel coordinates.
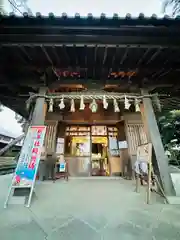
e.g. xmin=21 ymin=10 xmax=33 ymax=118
xmin=0 ymin=175 xmax=180 ymax=240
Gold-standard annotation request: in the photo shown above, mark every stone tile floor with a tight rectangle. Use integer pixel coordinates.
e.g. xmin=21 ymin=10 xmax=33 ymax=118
xmin=0 ymin=175 xmax=180 ymax=239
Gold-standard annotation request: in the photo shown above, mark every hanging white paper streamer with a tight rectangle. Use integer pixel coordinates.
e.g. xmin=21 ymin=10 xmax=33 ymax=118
xmin=70 ymin=99 xmax=75 ymax=112
xmin=113 ymin=99 xmax=120 ymax=112
xmin=124 ymin=96 xmax=131 ymax=110
xmin=79 ymin=95 xmax=85 ymax=110
xmin=59 ymin=97 xmax=65 ymax=109
xmin=103 ymin=95 xmax=108 ymax=109
xmin=48 ymin=98 xmax=54 ymax=112
xmin=135 ymin=98 xmax=140 ymax=112
xmin=89 ymin=99 xmax=98 ymax=112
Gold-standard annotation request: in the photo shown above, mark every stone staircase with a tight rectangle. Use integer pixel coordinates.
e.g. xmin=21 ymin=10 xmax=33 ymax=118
xmin=0 ymin=157 xmax=16 ymax=175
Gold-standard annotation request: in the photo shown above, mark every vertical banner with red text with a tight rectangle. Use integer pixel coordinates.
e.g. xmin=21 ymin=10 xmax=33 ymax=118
xmin=12 ymin=126 xmax=46 ymax=187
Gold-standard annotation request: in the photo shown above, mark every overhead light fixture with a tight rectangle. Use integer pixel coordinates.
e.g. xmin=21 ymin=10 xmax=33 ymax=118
xmin=135 ymin=98 xmax=140 ymax=112
xmin=59 ymin=97 xmax=65 ymax=109
xmin=113 ymin=99 xmax=120 ymax=112
xmin=124 ymin=96 xmax=131 ymax=110
xmin=48 ymin=98 xmax=54 ymax=112
xmin=79 ymin=95 xmax=85 ymax=110
xmin=89 ymin=99 xmax=98 ymax=113
xmin=70 ymin=99 xmax=75 ymax=112
xmin=103 ymin=95 xmax=108 ymax=109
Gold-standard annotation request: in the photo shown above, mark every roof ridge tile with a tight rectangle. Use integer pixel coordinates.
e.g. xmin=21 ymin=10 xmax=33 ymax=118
xmin=0 ymin=12 xmax=178 ymax=20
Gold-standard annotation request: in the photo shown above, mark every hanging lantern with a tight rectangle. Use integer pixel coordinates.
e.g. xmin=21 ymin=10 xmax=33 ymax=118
xmin=124 ymin=95 xmax=131 ymax=110
xmin=135 ymin=98 xmax=140 ymax=112
xmin=48 ymin=98 xmax=54 ymax=112
xmin=79 ymin=95 xmax=85 ymax=110
xmin=103 ymin=95 xmax=108 ymax=109
xmin=89 ymin=99 xmax=98 ymax=113
xmin=59 ymin=97 xmax=65 ymax=109
xmin=70 ymin=99 xmax=75 ymax=112
xmin=113 ymin=99 xmax=120 ymax=112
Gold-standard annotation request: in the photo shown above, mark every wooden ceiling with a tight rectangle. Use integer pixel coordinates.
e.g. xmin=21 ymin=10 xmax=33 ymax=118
xmin=1 ymin=14 xmax=180 ymax=115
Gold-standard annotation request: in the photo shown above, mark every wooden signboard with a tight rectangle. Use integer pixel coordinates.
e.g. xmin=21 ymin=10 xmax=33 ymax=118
xmin=56 ymin=138 xmax=64 ymax=154
xmin=137 ymin=143 xmax=152 ymax=163
xmin=136 ymin=143 xmax=152 ymax=204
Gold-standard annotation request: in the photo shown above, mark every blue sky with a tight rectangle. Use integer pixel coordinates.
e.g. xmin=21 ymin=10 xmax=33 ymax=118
xmin=1 ymin=0 xmax=164 ymax=136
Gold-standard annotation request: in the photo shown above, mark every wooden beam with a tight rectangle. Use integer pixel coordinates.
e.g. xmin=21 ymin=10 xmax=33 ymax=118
xmin=1 ymin=32 xmax=180 ymax=47
xmin=141 ymin=89 xmax=175 ymax=196
xmin=31 ymin=87 xmax=47 ymax=125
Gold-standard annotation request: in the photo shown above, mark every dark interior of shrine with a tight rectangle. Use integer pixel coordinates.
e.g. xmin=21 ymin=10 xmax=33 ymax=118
xmin=0 ymin=14 xmax=180 ymax=116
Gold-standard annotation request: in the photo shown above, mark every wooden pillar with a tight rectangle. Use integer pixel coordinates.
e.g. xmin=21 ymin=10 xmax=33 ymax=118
xmin=116 ymin=121 xmax=130 ymax=178
xmin=141 ymin=89 xmax=174 ymax=196
xmin=31 ymin=87 xmax=47 ymax=126
xmin=43 ymin=102 xmax=47 ymax=121
xmin=30 ymin=87 xmax=47 ymax=181
xmin=140 ymin=104 xmax=150 ymax=142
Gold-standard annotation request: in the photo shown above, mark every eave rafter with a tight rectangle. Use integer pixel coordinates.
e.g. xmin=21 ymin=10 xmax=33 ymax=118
xmin=1 ymin=15 xmax=180 ymax=114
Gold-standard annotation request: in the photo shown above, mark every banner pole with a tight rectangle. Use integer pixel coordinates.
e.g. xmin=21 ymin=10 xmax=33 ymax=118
xmin=147 ymin=162 xmax=152 ymax=204
xmin=26 ymin=158 xmax=40 ymax=207
xmin=4 ymin=181 xmax=14 ymax=208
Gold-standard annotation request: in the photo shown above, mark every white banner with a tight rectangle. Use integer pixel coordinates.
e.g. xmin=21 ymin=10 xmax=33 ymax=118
xmin=12 ymin=126 xmax=46 ymax=187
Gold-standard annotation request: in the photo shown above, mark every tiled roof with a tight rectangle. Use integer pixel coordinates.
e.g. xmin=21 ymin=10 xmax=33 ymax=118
xmin=0 ymin=126 xmax=17 ymax=138
xmin=1 ymin=12 xmax=180 ymax=27
xmin=1 ymin=12 xmax=175 ymax=19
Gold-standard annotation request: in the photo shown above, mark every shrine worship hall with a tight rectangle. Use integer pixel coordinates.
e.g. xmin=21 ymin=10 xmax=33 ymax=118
xmin=1 ymin=13 xmax=180 ymax=197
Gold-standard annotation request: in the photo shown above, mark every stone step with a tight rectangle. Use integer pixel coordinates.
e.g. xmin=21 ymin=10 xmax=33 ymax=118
xmin=167 ymin=196 xmax=180 ymax=204
xmin=13 ymin=187 xmax=31 ymax=197
xmin=69 ymin=176 xmax=123 ymax=180
xmin=6 ymin=188 xmax=31 ymax=206
xmin=8 ymin=196 xmax=26 ymax=205
xmin=0 ymin=157 xmax=16 ymax=170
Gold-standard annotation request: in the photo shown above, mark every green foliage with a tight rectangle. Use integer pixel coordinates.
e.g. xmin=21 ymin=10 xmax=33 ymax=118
xmin=158 ymin=110 xmax=180 ymax=164
xmin=15 ymin=113 xmax=26 ymax=132
xmin=163 ymin=0 xmax=180 ymax=16
xmin=158 ymin=110 xmax=180 ymax=145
